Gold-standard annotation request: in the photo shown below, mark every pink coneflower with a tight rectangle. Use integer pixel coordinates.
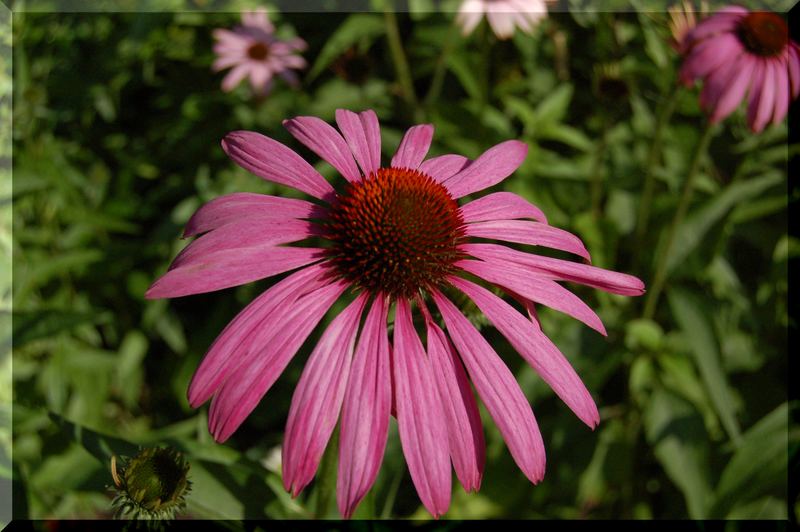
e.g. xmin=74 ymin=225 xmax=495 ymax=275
xmin=212 ymin=10 xmax=307 ymax=96
xmin=679 ymin=6 xmax=800 ymax=132
xmin=146 ymin=109 xmax=645 ymax=518
xmin=456 ymin=0 xmax=547 ymax=40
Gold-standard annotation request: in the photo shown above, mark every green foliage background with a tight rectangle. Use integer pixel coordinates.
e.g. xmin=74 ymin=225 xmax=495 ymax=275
xmin=4 ymin=0 xmax=796 ymax=522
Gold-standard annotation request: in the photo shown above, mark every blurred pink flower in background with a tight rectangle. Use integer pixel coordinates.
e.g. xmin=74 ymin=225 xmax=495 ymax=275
xmin=212 ymin=10 xmax=307 ymax=96
xmin=456 ymin=0 xmax=547 ymax=40
xmin=680 ymin=6 xmax=800 ymax=132
xmin=147 ymin=109 xmax=644 ymax=518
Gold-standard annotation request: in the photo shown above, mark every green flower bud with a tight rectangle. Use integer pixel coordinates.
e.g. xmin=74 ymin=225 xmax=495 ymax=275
xmin=111 ymin=447 xmax=191 ymax=520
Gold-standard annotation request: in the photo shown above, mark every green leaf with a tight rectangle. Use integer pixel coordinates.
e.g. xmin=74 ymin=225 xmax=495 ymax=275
xmin=8 ymin=309 xmax=110 ymax=348
xmin=709 ymin=403 xmax=790 ymax=518
xmin=643 ymin=388 xmax=712 ymax=519
xmin=668 ymin=289 xmax=742 ymax=445
xmin=306 ymin=14 xmax=385 ymax=82
xmin=665 ymin=172 xmax=783 ymax=274
xmin=533 ymin=83 xmax=573 ymax=126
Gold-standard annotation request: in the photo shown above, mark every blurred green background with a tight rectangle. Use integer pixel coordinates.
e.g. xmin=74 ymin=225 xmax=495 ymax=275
xmin=3 ymin=0 xmax=796 ymax=522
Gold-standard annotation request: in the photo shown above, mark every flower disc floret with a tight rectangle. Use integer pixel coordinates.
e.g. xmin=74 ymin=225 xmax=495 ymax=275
xmin=325 ymin=167 xmax=466 ymax=298
xmin=738 ymin=12 xmax=788 ymax=56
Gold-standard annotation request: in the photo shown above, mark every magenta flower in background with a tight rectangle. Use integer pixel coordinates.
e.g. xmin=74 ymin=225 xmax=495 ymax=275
xmin=212 ymin=10 xmax=307 ymax=96
xmin=146 ymin=109 xmax=644 ymax=518
xmin=680 ymin=6 xmax=800 ymax=132
xmin=456 ymin=0 xmax=547 ymax=40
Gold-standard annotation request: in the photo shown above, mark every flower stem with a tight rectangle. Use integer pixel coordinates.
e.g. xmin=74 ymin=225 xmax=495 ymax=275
xmin=423 ymin=22 xmax=459 ymax=110
xmin=642 ymin=122 xmax=715 ymax=320
xmin=590 ymin=116 xmax=610 ymax=220
xmin=634 ymin=83 xmax=681 ymax=250
xmin=383 ymin=5 xmax=419 ymax=114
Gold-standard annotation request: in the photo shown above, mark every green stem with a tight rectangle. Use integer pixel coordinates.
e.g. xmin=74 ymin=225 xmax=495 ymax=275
xmin=642 ymin=122 xmax=715 ymax=320
xmin=383 ymin=4 xmax=419 ymax=113
xmin=313 ymin=427 xmax=339 ymax=518
xmin=590 ymin=117 xmax=610 ymax=220
xmin=423 ymin=22 xmax=459 ymax=110
xmin=634 ymin=84 xmax=681 ymax=249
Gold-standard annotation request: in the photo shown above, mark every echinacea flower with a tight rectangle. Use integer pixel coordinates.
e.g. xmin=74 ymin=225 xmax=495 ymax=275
xmin=679 ymin=6 xmax=800 ymax=132
xmin=212 ymin=9 xmax=307 ymax=96
xmin=146 ymin=109 xmax=645 ymax=518
xmin=456 ymin=0 xmax=547 ymax=40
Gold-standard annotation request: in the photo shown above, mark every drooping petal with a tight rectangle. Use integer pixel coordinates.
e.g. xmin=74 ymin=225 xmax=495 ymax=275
xmin=460 ymin=191 xmax=547 ymax=224
xmin=338 ymin=296 xmax=392 ymax=519
xmin=770 ymin=58 xmax=790 ymax=126
xmin=709 ymin=55 xmax=755 ymax=124
xmin=461 ymin=243 xmax=644 ymax=296
xmin=393 ymin=299 xmax=452 ymax=518
xmin=208 ymin=280 xmax=348 ymax=442
xmin=432 ymin=290 xmax=546 ymax=484
xmin=485 ymin=11 xmax=517 ymax=40
xmin=788 ymin=44 xmax=800 ymax=99
xmin=447 ymin=276 xmax=600 ymax=428
xmin=425 ymin=315 xmax=485 ymax=492
xmin=751 ymin=57 xmax=777 ymax=133
xmin=443 ymin=140 xmax=528 ymax=199
xmin=283 ymin=115 xmax=362 ymax=183
xmin=221 ymin=63 xmax=252 ymax=92
xmin=282 ymin=293 xmax=369 ymax=497
xmin=464 ymin=219 xmax=591 ymax=261
xmin=183 ymin=193 xmax=324 ymax=237
xmin=456 ymin=259 xmax=607 ymax=335
xmin=418 ymin=154 xmax=470 ymax=183
xmin=680 ymin=33 xmax=742 ymax=85
xmin=145 ymin=246 xmax=326 ymax=299
xmin=335 ymin=109 xmax=382 ymax=176
xmin=700 ymin=51 xmax=746 ymax=117
xmin=169 ymin=218 xmax=319 ymax=271
xmin=187 ymin=264 xmax=331 ymax=408
xmin=685 ymin=10 xmax=746 ymax=44
xmin=221 ymin=131 xmax=335 ymax=201
xmin=391 ymin=124 xmax=434 ymax=170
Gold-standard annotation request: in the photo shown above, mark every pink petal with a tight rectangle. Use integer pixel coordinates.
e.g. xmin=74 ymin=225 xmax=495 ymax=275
xmin=169 ymin=218 xmax=319 ymax=272
xmin=283 ymin=115 xmax=362 ymax=183
xmin=187 ymin=264 xmax=331 ymax=408
xmin=145 ymin=246 xmax=326 ymax=299
xmin=486 ymin=11 xmax=516 ymax=39
xmin=221 ymin=63 xmax=251 ymax=92
xmin=391 ymin=124 xmax=434 ymax=170
xmin=183 ymin=193 xmax=324 ymax=237
xmin=393 ymin=299 xmax=452 ymax=517
xmin=418 ymin=154 xmax=470 ymax=183
xmin=770 ymin=58 xmax=790 ymax=126
xmin=248 ymin=63 xmax=273 ymax=92
xmin=461 ymin=243 xmax=645 ymax=296
xmin=700 ymin=51 xmax=745 ymax=118
xmin=221 ymin=131 xmax=335 ymax=201
xmin=335 ymin=109 xmax=382 ymax=176
xmin=456 ymin=259 xmax=607 ymax=335
xmin=788 ymin=44 xmax=800 ymax=99
xmin=464 ymin=219 xmax=591 ymax=261
xmin=282 ymin=293 xmax=369 ymax=496
xmin=709 ymin=55 xmax=755 ymax=123
xmin=208 ymin=280 xmax=348 ymax=442
xmin=432 ymin=289 xmax=546 ymax=484
xmin=751 ymin=58 xmax=776 ymax=133
xmin=685 ymin=11 xmax=745 ymax=45
xmin=680 ymin=34 xmax=741 ymax=85
xmin=447 ymin=276 xmax=600 ymax=428
xmin=337 ymin=296 xmax=392 ymax=519
xmin=444 ymin=140 xmax=528 ymax=199
xmin=460 ymin=191 xmax=547 ymax=224
xmin=424 ymin=315 xmax=485 ymax=492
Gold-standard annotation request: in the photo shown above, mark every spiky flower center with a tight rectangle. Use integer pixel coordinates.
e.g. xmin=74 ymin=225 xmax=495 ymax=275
xmin=247 ymin=42 xmax=270 ymax=60
xmin=738 ymin=12 xmax=788 ymax=56
xmin=325 ymin=167 xmax=465 ymax=298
